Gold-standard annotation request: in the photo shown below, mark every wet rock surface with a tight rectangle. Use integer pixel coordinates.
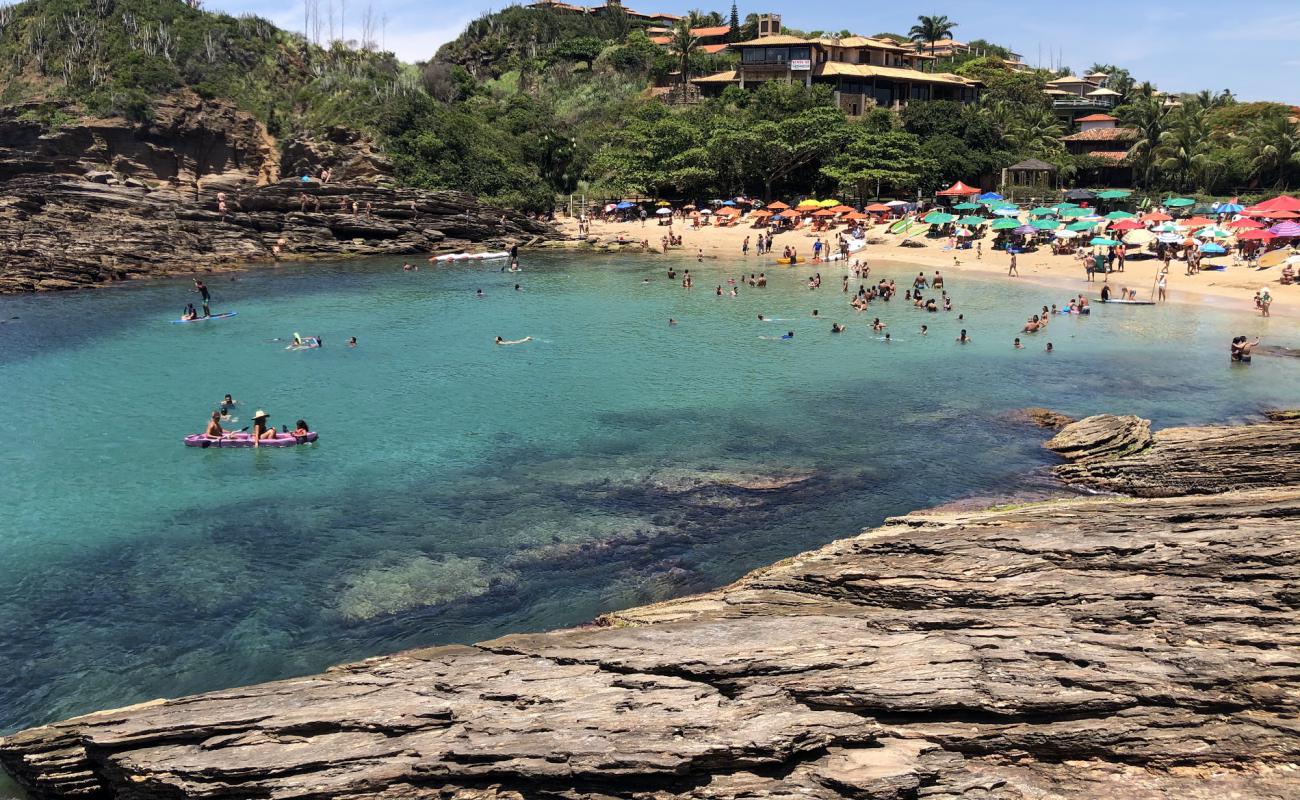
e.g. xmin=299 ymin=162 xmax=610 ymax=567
xmin=3 ymin=417 xmax=1299 ymax=799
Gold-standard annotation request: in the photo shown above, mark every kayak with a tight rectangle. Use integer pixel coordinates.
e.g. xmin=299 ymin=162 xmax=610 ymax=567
xmin=1099 ymin=299 xmax=1155 ymax=305
xmin=776 ymin=258 xmax=798 ymax=265
xmin=172 ymin=312 xmax=236 ymax=324
xmin=185 ymin=431 xmax=318 ymax=448
xmin=430 ymin=251 xmax=510 ymax=262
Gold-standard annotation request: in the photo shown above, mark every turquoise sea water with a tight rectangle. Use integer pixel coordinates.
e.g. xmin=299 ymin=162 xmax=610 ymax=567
xmin=0 ymin=252 xmax=1296 ymax=735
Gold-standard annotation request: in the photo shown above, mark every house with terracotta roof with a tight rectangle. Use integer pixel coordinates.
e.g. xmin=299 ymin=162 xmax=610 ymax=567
xmin=1044 ymin=72 xmax=1123 ymax=125
xmin=692 ymin=33 xmax=980 ymax=115
xmin=1061 ymin=114 xmax=1139 ymax=186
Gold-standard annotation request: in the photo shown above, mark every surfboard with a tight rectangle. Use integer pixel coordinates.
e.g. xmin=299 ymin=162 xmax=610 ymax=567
xmin=1258 ymin=249 xmax=1290 ymax=268
xmin=887 ymin=220 xmax=910 ymax=234
xmin=1098 ymin=299 xmax=1155 ymax=305
xmin=172 ymin=312 xmax=237 ymax=324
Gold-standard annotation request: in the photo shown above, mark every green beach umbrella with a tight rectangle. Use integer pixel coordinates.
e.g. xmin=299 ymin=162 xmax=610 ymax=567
xmin=957 ymin=215 xmax=989 ymax=226
xmin=1164 ymin=197 xmax=1195 ymax=207
xmin=990 ymin=218 xmax=1020 ymax=230
xmin=1058 ymin=207 xmax=1091 ymax=219
xmin=952 ymin=202 xmax=981 ymax=210
xmin=1053 ymin=202 xmax=1080 ymax=210
xmin=923 ymin=211 xmax=955 ymax=224
xmin=1097 ymin=189 xmax=1132 ymax=200
xmin=1031 ymin=219 xmax=1060 ymax=230
xmin=1090 ymin=237 xmax=1121 ymax=247
xmin=1066 ymin=221 xmax=1097 ymax=232
xmin=1029 ymin=206 xmax=1057 ymax=217
xmin=1105 ymin=210 xmax=1136 ymax=220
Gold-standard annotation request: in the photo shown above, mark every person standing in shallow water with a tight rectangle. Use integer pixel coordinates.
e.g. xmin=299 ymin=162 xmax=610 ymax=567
xmin=1007 ymin=253 xmax=1018 ymax=277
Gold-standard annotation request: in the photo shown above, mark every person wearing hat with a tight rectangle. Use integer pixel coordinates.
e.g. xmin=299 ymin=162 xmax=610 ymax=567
xmin=251 ymin=410 xmax=276 ymax=445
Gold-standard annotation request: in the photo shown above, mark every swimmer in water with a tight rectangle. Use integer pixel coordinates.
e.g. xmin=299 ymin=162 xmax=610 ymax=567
xmin=919 ymin=325 xmax=928 ymax=335
xmin=883 ymin=332 xmax=892 ymax=342
xmin=495 ymin=336 xmax=532 ymax=345
xmin=831 ymin=323 xmax=845 ymax=333
xmin=347 ymin=337 xmax=357 ymax=347
xmin=669 ymin=318 xmax=677 ymax=326
xmin=957 ymin=329 xmax=971 ymax=343
xmin=476 ymin=289 xmax=484 ymax=297
xmin=222 ymin=393 xmax=236 ymax=407
xmin=515 ymin=284 xmax=522 ymax=291
xmin=1046 ymin=342 xmax=1054 ymax=353
xmin=1014 ymin=338 xmax=1023 ymax=349
xmin=782 ymin=331 xmax=794 ymax=340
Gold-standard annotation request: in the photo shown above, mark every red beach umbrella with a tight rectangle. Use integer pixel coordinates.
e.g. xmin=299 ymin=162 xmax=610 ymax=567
xmin=1141 ymin=211 xmax=1172 ymax=223
xmin=1237 ymin=229 xmax=1277 ymax=241
xmin=1226 ymin=218 xmax=1264 ymax=229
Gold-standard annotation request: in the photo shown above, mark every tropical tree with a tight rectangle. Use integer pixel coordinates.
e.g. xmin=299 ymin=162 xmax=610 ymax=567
xmin=669 ymin=20 xmax=699 ymax=95
xmin=1003 ymin=105 xmax=1065 ymax=157
xmin=822 ymin=124 xmax=936 ymax=200
xmin=1119 ymin=94 xmax=1171 ymax=188
xmin=1243 ymin=114 xmax=1300 ymax=189
xmin=907 ymin=14 xmax=956 ymax=69
xmin=1156 ymin=105 xmax=1211 ymax=190
xmin=1086 ymin=63 xmax=1134 ymax=101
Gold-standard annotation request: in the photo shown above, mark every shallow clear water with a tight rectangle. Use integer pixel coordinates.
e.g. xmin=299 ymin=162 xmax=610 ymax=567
xmin=0 ymin=252 xmax=1295 ymax=734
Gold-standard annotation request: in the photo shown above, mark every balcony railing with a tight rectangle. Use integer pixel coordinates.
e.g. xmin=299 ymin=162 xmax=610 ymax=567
xmin=1051 ymin=95 xmax=1116 ymax=109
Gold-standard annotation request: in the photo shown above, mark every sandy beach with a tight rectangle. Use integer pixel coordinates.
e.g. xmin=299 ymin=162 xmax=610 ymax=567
xmin=562 ymin=216 xmax=1297 ymax=320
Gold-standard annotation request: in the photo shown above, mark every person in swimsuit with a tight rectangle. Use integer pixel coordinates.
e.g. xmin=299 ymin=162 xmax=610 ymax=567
xmin=293 ymin=419 xmax=311 ymax=436
xmin=1046 ymin=342 xmax=1054 ymax=353
xmin=957 ymin=329 xmax=971 ymax=343
xmin=182 ymin=304 xmax=198 ymax=321
xmin=781 ymin=331 xmax=794 ymax=339
xmin=205 ymin=411 xmax=225 ymax=438
xmin=495 ymin=336 xmax=532 ymax=345
xmin=1231 ymin=336 xmax=1259 ymax=363
xmin=1014 ymin=338 xmax=1023 ymax=349
xmin=251 ymin=410 xmax=277 ymax=446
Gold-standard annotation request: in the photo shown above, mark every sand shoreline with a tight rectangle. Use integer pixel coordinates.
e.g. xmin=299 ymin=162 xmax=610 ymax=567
xmin=564 ymin=217 xmax=1296 ymax=320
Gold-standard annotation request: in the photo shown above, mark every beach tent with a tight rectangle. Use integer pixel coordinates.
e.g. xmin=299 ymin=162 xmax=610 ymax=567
xmin=1238 ymin=229 xmax=1276 ymax=241
xmin=936 ymin=181 xmax=980 ymax=196
xmin=924 ymin=211 xmax=956 ymax=224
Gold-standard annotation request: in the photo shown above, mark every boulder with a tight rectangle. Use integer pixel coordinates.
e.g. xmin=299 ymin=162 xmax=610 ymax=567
xmin=1046 ymin=414 xmax=1152 ymax=462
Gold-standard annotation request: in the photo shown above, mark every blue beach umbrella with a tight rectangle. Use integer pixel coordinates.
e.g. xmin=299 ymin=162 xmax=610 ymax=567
xmin=993 ymin=207 xmax=1021 ymax=216
xmin=615 ymin=201 xmax=635 ymax=210
xmin=1199 ymin=242 xmax=1227 ymax=254
xmin=978 ymin=191 xmax=1003 ymax=201
xmin=1215 ymin=203 xmax=1243 ymax=214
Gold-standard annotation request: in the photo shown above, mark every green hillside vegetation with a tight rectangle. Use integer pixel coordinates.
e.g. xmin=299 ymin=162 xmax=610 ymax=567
xmin=1 ymin=0 xmax=1298 ymax=210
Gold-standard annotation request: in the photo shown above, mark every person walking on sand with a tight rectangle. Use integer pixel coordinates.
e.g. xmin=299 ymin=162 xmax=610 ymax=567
xmin=1008 ymin=252 xmax=1018 ymax=277
xmin=1157 ymin=267 xmax=1168 ymax=302
xmin=743 ymin=236 xmax=750 ymax=257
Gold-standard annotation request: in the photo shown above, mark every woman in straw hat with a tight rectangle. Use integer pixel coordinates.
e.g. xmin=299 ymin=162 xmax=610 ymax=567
xmin=251 ymin=410 xmax=277 ymax=446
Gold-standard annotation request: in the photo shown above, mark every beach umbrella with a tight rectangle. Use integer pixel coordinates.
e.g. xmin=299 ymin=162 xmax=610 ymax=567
xmin=1270 ymin=221 xmax=1300 ymax=237
xmin=1066 ymin=221 xmax=1098 ymax=232
xmin=1030 ymin=206 xmax=1057 ymax=217
xmin=991 ymin=218 xmax=1020 ymax=230
xmin=952 ymin=202 xmax=981 ymax=210
xmin=1164 ymin=197 xmax=1195 ymax=208
xmin=978 ymin=191 xmax=1003 ymax=201
xmin=655 ymin=207 xmax=672 ymax=215
xmin=1181 ymin=216 xmax=1216 ymax=228
xmin=1199 ymin=242 xmax=1227 ymax=254
xmin=1157 ymin=232 xmax=1184 ymax=244
xmin=1064 ymin=188 xmax=1098 ymax=201
xmin=924 ymin=211 xmax=955 ymax=224
xmin=615 ymin=201 xmax=636 ymax=209
xmin=766 ymin=201 xmax=789 ymax=210
xmin=1110 ymin=219 xmax=1143 ymax=232
xmin=715 ymin=206 xmax=740 ymax=216
xmin=721 ymin=200 xmax=737 ymax=206
xmin=864 ymin=202 xmax=892 ymax=212
xmin=1226 ymin=218 xmax=1264 ymax=229
xmin=682 ymin=204 xmax=697 ymax=210
xmin=1031 ymin=219 xmax=1060 ymax=230
xmin=1215 ymin=203 xmax=1243 ymax=214
xmin=992 ymin=207 xmax=1021 ymax=217
xmin=603 ymin=203 xmax=617 ymax=211
xmin=957 ymin=215 xmax=989 ymax=227
xmin=797 ymin=199 xmax=821 ymax=210
xmin=1124 ymin=229 xmax=1155 ymax=245
xmin=1251 ymin=194 xmax=1300 ymax=212
xmin=1238 ymin=229 xmax=1277 ymax=241
xmin=817 ymin=199 xmax=839 ymax=208
xmin=1141 ymin=211 xmax=1172 ymax=223
xmin=1015 ymin=225 xmax=1037 ymax=235
xmin=845 ymin=211 xmax=869 ymax=220
xmin=1090 ymin=237 xmax=1121 ymax=247
xmin=699 ymin=208 xmax=712 ymax=215
xmin=1105 ymin=210 xmax=1136 ymax=220
xmin=812 ymin=208 xmax=836 ymax=217
xmin=831 ymin=205 xmax=856 ymax=214
xmin=1195 ymin=227 xmax=1230 ymax=239
xmin=1058 ymin=207 xmax=1092 ymax=219
xmin=1252 ymin=209 xmax=1300 ymax=219
xmin=1055 ymin=230 xmax=1081 ymax=239
xmin=1096 ymin=189 xmax=1132 ymax=200
xmin=954 ymin=228 xmax=974 ymax=237
xmin=655 ymin=200 xmax=671 ymax=207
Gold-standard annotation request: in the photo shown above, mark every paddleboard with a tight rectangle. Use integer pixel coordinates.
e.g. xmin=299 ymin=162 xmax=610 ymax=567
xmin=1099 ymin=299 xmax=1155 ymax=305
xmin=172 ymin=312 xmax=237 ymax=324
xmin=1258 ymin=249 xmax=1290 ymax=268
xmin=887 ymin=220 xmax=909 ymax=234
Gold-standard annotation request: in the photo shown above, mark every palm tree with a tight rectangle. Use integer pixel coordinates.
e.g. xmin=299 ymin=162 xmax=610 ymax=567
xmin=907 ymin=14 xmax=956 ymax=70
xmin=669 ymin=20 xmax=700 ymax=98
xmin=1156 ymin=105 xmax=1210 ymax=190
xmin=1244 ymin=114 xmax=1300 ymax=189
xmin=1006 ymin=106 xmax=1065 ymax=156
xmin=1120 ymin=95 xmax=1170 ymax=188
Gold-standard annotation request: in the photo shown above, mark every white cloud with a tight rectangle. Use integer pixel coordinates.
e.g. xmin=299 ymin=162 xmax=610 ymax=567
xmin=382 ymin=15 xmax=475 ymax=62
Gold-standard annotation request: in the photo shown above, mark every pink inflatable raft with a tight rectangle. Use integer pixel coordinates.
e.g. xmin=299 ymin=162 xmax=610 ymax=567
xmin=184 ymin=431 xmax=319 ymax=448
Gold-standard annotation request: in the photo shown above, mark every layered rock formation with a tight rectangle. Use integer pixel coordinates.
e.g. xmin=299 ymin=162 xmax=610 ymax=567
xmin=3 ymin=414 xmax=1298 ymax=799
xmin=0 ymin=95 xmax=555 ymax=293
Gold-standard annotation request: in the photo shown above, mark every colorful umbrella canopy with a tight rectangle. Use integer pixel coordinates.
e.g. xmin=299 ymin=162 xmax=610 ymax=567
xmin=1200 ymin=242 xmax=1227 ymax=254
xmin=1066 ymin=221 xmax=1098 ymax=232
xmin=831 ymin=205 xmax=856 ymax=214
xmin=1058 ymin=208 xmax=1091 ymax=219
xmin=715 ymin=206 xmax=740 ymax=215
xmin=1253 ymin=209 xmax=1300 ymax=219
xmin=1270 ymin=221 xmax=1300 ymax=237
xmin=992 ymin=207 xmax=1021 ymax=217
xmin=797 ymin=200 xmax=821 ymax=209
xmin=1164 ymin=197 xmax=1195 ymax=207
xmin=1238 ymin=229 xmax=1277 ymax=241
xmin=952 ymin=202 xmax=981 ymax=210
xmin=1110 ymin=219 xmax=1143 ymax=231
xmin=978 ymin=191 xmax=1003 ymax=201
xmin=1055 ymin=230 xmax=1081 ymax=239
xmin=1141 ymin=211 xmax=1172 ymax=223
xmin=936 ymin=181 xmax=980 ymax=196
xmin=845 ymin=211 xmax=869 ymax=220
xmin=1123 ymin=229 xmax=1155 ymax=245
xmin=1215 ymin=203 xmax=1243 ymax=214
xmin=655 ymin=200 xmax=671 ymax=206
xmin=924 ymin=212 xmax=955 ymax=224
xmin=1105 ymin=211 xmax=1136 ymax=220
xmin=1031 ymin=219 xmax=1060 ymax=230
xmin=1227 ymin=218 xmax=1264 ymax=229
xmin=1096 ymin=189 xmax=1132 ymax=200
xmin=765 ymin=201 xmax=789 ymax=210
xmin=1015 ymin=225 xmax=1037 ymax=235
xmin=819 ymin=199 xmax=841 ymax=208
xmin=864 ymin=203 xmax=892 ymax=212
xmin=1029 ymin=207 xmax=1057 ymax=217
xmin=1090 ymin=237 xmax=1121 ymax=247
xmin=1064 ymin=188 xmax=1098 ymax=201
xmin=655 ymin=207 xmax=672 ymax=215
xmin=954 ymin=229 xmax=974 ymax=237
xmin=1195 ymin=227 xmax=1230 ymax=239
xmin=1249 ymin=194 xmax=1300 ymax=213
xmin=749 ymin=210 xmax=772 ymax=218
xmin=812 ymin=209 xmax=836 ymax=217
xmin=991 ymin=218 xmax=1020 ymax=230
xmin=1180 ymin=216 xmax=1216 ymax=228
xmin=957 ymin=215 xmax=989 ymax=227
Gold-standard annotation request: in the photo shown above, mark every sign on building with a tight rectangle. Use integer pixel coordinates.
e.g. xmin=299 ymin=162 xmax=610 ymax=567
xmin=790 ymin=59 xmax=811 ymax=71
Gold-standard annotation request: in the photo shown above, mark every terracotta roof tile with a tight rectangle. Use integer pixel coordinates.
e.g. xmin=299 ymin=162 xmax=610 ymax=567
xmin=1062 ymin=127 xmax=1140 ymax=142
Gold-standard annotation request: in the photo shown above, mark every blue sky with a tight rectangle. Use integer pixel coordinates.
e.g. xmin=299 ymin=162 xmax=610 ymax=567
xmin=208 ymin=0 xmax=1300 ymax=104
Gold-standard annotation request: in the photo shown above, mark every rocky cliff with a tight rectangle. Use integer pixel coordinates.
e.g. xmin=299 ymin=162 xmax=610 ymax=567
xmin=2 ymin=413 xmax=1299 ymax=799
xmin=0 ymin=95 xmax=556 ymax=293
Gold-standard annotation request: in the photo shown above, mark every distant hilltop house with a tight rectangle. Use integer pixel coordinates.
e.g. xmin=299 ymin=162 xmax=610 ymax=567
xmin=1044 ymin=72 xmax=1123 ymax=125
xmin=693 ymin=34 xmax=981 ymax=116
xmin=648 ymin=24 xmax=733 ymax=55
xmin=526 ymin=0 xmax=681 ymax=24
xmin=920 ymin=38 xmax=1030 ymax=72
xmin=1061 ymin=113 xmax=1140 ymax=187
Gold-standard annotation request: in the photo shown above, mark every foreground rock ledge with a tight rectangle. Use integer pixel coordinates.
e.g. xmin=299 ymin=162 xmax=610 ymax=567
xmin=4 ymin=479 xmax=1300 ymax=798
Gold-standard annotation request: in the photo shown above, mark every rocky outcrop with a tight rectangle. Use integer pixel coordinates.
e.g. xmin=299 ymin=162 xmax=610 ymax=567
xmin=0 ymin=96 xmax=556 ymax=292
xmin=1050 ymin=413 xmax=1300 ymax=496
xmin=3 ymin=418 xmax=1299 ymax=799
